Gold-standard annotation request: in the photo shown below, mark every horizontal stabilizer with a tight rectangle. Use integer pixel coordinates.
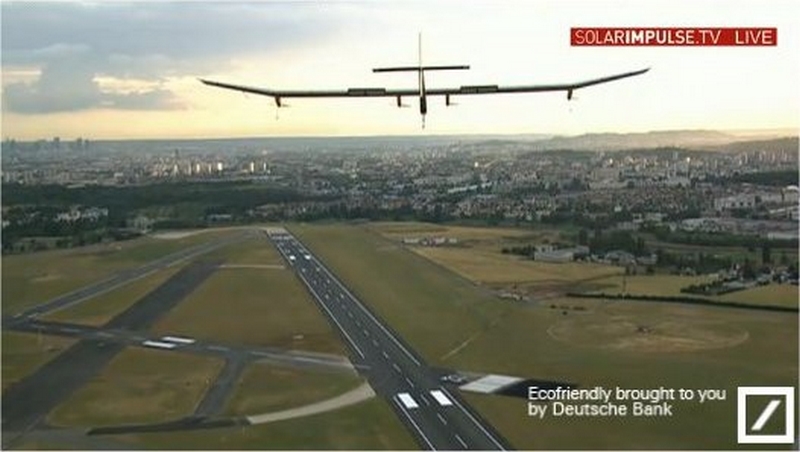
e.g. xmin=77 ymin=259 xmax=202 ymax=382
xmin=373 ymin=65 xmax=470 ymax=73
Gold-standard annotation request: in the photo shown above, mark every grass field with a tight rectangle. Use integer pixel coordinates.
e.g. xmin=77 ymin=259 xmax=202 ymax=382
xmin=372 ymin=221 xmax=548 ymax=242
xmin=1 ymin=228 xmax=238 ymax=316
xmin=293 ymin=223 xmax=798 ymax=449
xmin=591 ymin=274 xmax=799 ymax=309
xmin=47 ymin=347 xmax=224 ymax=428
xmin=448 ymin=297 xmax=797 ymax=449
xmin=718 ymin=283 xmax=799 ymax=309
xmin=291 ymin=223 xmax=511 ymax=362
xmin=413 ymin=246 xmax=621 ymax=285
xmin=588 ymin=274 xmax=714 ymax=297
xmin=223 ymin=363 xmax=361 ymax=416
xmin=1 ymin=332 xmax=76 ymax=391
xmin=123 ymin=397 xmax=417 ymax=450
xmin=151 ymin=239 xmax=345 ymax=354
xmin=40 ymin=265 xmax=185 ymax=326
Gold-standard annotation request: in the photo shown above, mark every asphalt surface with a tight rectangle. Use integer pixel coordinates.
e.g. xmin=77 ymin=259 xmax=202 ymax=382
xmin=9 ymin=318 xmax=355 ymax=373
xmin=1 ymin=260 xmax=221 ymax=449
xmin=269 ymin=230 xmax=509 ymax=451
xmin=4 ymin=232 xmax=250 ymax=326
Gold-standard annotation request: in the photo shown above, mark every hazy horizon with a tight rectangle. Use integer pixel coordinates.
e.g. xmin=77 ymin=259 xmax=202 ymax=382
xmin=2 ymin=1 xmax=798 ymax=140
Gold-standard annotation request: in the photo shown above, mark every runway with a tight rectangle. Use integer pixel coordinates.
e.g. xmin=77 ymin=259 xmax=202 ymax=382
xmin=2 ymin=231 xmax=358 ymax=448
xmin=269 ymin=230 xmax=509 ymax=450
xmin=1 ymin=260 xmax=221 ymax=448
xmin=4 ymin=231 xmax=250 ymax=326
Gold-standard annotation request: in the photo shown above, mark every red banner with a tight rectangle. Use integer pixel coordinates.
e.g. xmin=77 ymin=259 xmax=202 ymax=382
xmin=571 ymin=27 xmax=777 ymax=46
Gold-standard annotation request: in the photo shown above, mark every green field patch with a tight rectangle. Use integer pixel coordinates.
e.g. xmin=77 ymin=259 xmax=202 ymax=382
xmin=718 ymin=283 xmax=799 ymax=309
xmin=413 ymin=245 xmax=621 ymax=284
xmin=223 ymin=363 xmax=361 ymax=416
xmin=449 ymin=298 xmax=797 ymax=449
xmin=587 ymin=274 xmax=714 ymax=298
xmin=40 ymin=265 xmax=185 ymax=326
xmin=1 ymin=332 xmax=76 ymax=391
xmin=1 ymin=228 xmax=238 ymax=316
xmin=291 ymin=223 xmax=511 ymax=363
xmin=151 ymin=256 xmax=344 ymax=354
xmin=122 ymin=397 xmax=417 ymax=450
xmin=206 ymin=236 xmax=285 ymax=265
xmin=47 ymin=347 xmax=223 ymax=428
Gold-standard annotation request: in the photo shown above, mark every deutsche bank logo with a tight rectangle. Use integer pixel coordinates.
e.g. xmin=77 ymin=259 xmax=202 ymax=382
xmin=737 ymin=387 xmax=795 ymax=444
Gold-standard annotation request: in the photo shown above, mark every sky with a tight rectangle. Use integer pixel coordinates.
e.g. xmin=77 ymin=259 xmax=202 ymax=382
xmin=1 ymin=0 xmax=798 ymax=140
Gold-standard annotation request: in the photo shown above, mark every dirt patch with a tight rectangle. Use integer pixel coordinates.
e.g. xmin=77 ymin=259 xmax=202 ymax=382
xmin=548 ymin=313 xmax=749 ymax=353
xmin=30 ymin=274 xmax=62 ymax=283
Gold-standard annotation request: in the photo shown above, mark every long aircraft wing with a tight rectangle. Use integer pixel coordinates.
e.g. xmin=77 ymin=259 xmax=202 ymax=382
xmin=199 ymin=67 xmax=649 ymax=102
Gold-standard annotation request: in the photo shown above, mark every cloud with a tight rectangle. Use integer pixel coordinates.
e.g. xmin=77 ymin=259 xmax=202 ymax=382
xmin=3 ymin=58 xmax=182 ymax=114
xmin=0 ymin=2 xmax=345 ymax=113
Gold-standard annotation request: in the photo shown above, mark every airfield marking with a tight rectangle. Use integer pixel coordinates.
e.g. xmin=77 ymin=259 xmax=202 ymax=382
xmin=274 ymin=243 xmax=366 ymax=359
xmin=405 ymin=377 xmax=416 ymax=389
xmin=442 ymin=387 xmax=505 ymax=450
xmin=392 ymin=363 xmax=402 ymax=373
xmin=394 ymin=398 xmax=433 ymax=449
xmin=208 ymin=345 xmax=229 ymax=352
xmin=455 ymin=434 xmax=468 ymax=449
xmin=437 ymin=412 xmax=448 ymax=425
xmin=309 ymin=250 xmax=423 ymax=367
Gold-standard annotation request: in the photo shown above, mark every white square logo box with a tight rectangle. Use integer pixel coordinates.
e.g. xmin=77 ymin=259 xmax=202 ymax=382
xmin=737 ymin=386 xmax=795 ymax=444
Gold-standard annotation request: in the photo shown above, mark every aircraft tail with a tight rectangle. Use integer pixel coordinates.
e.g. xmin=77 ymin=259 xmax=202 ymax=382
xmin=372 ymin=65 xmax=469 ymax=73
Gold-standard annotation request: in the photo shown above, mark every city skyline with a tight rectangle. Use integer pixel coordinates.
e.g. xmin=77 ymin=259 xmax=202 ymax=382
xmin=1 ymin=0 xmax=798 ymax=140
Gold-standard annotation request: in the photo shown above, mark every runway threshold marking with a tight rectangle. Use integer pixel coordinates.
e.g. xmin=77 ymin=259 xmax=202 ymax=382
xmin=142 ymin=340 xmax=178 ymax=349
xmin=397 ymin=392 xmax=419 ymax=409
xmin=455 ymin=434 xmax=468 ymax=449
xmin=430 ymin=389 xmax=453 ymax=407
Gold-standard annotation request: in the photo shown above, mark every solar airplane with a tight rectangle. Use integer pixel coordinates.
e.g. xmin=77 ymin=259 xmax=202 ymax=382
xmin=200 ymin=35 xmax=649 ymax=128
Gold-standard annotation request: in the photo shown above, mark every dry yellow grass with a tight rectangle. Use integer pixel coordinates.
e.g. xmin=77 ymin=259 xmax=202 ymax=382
xmin=718 ymin=283 xmax=799 ymax=308
xmin=588 ymin=274 xmax=714 ymax=297
xmin=372 ymin=221 xmax=550 ymax=242
xmin=48 ymin=347 xmax=224 ymax=427
xmin=413 ymin=246 xmax=621 ymax=284
xmin=223 ymin=363 xmax=361 ymax=416
xmin=41 ymin=265 xmax=185 ymax=326
xmin=1 ymin=228 xmax=238 ymax=315
xmin=1 ymin=332 xmax=76 ymax=391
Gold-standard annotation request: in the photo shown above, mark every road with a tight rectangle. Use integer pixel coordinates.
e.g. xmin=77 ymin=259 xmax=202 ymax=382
xmin=269 ymin=230 xmax=508 ymax=451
